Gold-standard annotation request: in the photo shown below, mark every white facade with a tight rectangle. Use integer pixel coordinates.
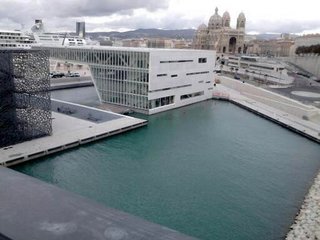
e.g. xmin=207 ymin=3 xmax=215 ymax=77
xmin=36 ymin=46 xmax=216 ymax=114
xmin=148 ymin=49 xmax=215 ymax=114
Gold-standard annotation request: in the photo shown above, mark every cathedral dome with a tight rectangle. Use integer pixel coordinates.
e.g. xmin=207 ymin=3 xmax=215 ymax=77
xmin=197 ymin=23 xmax=207 ymax=31
xmin=222 ymin=11 xmax=230 ymax=19
xmin=238 ymin=12 xmax=246 ymax=20
xmin=208 ymin=7 xmax=222 ymax=30
xmin=222 ymin=11 xmax=231 ymax=27
xmin=237 ymin=12 xmax=246 ymax=29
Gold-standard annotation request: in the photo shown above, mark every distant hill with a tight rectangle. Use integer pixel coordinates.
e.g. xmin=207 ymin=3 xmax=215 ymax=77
xmin=86 ymin=29 xmax=295 ymax=41
xmin=87 ymin=28 xmax=196 ymax=40
xmin=253 ymin=34 xmax=280 ymax=40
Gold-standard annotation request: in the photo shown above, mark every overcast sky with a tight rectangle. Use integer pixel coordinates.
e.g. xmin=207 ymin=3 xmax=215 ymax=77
xmin=0 ymin=0 xmax=319 ymax=34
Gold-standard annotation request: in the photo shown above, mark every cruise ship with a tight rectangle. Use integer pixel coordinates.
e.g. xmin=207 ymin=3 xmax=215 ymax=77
xmin=31 ymin=20 xmax=86 ymax=46
xmin=0 ymin=30 xmax=35 ymax=48
xmin=32 ymin=32 xmax=86 ymax=46
xmin=0 ymin=19 xmax=87 ymax=49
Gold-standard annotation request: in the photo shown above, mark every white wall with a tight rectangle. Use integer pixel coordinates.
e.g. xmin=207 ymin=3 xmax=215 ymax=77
xmin=219 ymin=76 xmax=320 ymax=119
xmin=148 ymin=49 xmax=216 ymax=114
xmin=288 ymin=55 xmax=320 ymax=78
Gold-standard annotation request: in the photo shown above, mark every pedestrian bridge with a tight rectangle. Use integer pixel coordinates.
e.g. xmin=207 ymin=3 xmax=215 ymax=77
xmin=35 ymin=45 xmax=150 ymax=112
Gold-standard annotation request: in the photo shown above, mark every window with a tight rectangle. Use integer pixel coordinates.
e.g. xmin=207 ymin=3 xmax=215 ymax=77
xmin=148 ymin=84 xmax=191 ymax=93
xmin=180 ymin=91 xmax=204 ymax=100
xmin=160 ymin=60 xmax=193 ymax=63
xmin=157 ymin=74 xmax=167 ymax=77
xmin=186 ymin=71 xmax=209 ymax=76
xmin=198 ymin=58 xmax=207 ymax=63
xmin=149 ymin=96 xmax=174 ymax=109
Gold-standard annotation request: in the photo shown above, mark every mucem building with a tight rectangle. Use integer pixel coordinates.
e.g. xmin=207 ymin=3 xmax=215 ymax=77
xmin=39 ymin=46 xmax=215 ymax=114
xmin=0 ymin=49 xmax=51 ymax=147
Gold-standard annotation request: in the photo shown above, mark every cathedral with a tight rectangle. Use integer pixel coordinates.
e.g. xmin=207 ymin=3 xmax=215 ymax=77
xmin=193 ymin=7 xmax=246 ymax=54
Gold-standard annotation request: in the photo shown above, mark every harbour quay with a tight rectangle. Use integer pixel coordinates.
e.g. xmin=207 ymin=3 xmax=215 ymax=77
xmin=213 ymin=76 xmax=320 ymax=144
xmin=214 ymin=76 xmax=320 ymax=239
xmin=0 ymin=99 xmax=147 ymax=167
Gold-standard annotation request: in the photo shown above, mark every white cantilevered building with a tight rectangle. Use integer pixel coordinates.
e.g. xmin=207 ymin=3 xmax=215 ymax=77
xmin=38 ymin=46 xmax=216 ymax=114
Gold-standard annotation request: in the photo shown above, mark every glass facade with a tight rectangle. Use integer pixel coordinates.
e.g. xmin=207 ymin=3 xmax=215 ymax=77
xmin=43 ymin=47 xmax=150 ymax=110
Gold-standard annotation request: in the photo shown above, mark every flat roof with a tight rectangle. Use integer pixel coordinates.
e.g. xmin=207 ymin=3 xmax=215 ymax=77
xmin=34 ymin=44 xmax=216 ymax=53
xmin=0 ymin=167 xmax=197 ymax=240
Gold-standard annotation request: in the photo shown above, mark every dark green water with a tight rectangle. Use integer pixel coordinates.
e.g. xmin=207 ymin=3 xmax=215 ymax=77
xmin=14 ymin=101 xmax=320 ymax=240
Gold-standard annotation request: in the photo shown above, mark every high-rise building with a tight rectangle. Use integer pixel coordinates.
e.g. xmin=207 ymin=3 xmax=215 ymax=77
xmin=76 ymin=22 xmax=86 ymax=38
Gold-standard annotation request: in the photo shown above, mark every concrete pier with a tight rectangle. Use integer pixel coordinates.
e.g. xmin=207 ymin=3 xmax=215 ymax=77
xmin=0 ymin=167 xmax=197 ymax=240
xmin=0 ymin=100 xmax=147 ymax=167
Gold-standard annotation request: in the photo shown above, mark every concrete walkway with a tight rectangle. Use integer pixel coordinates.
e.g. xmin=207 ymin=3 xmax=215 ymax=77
xmin=50 ymin=77 xmax=94 ymax=90
xmin=0 ymin=110 xmax=147 ymax=167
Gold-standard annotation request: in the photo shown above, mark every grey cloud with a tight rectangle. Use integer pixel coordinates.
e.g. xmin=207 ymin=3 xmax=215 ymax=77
xmin=85 ymin=14 xmax=204 ymax=31
xmin=39 ymin=0 xmax=169 ymax=18
xmin=0 ymin=0 xmax=318 ymax=34
xmin=247 ymin=19 xmax=320 ymax=34
xmin=0 ymin=0 xmax=168 ymax=29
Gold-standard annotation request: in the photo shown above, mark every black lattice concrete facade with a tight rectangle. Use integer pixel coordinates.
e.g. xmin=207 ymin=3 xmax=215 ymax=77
xmin=0 ymin=49 xmax=51 ymax=148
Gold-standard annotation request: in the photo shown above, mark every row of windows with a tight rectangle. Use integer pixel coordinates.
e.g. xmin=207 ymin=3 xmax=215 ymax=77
xmin=0 ymin=44 xmax=16 ymax=47
xmin=180 ymin=91 xmax=204 ymax=100
xmin=148 ymin=84 xmax=192 ymax=93
xmin=149 ymin=96 xmax=174 ymax=109
xmin=186 ymin=71 xmax=209 ymax=76
xmin=0 ymin=44 xmax=30 ymax=47
xmin=156 ymin=71 xmax=210 ymax=78
xmin=160 ymin=60 xmax=193 ymax=63
xmin=0 ymin=32 xmax=20 ymax=36
xmin=0 ymin=36 xmax=31 ymax=40
xmin=159 ymin=58 xmax=207 ymax=64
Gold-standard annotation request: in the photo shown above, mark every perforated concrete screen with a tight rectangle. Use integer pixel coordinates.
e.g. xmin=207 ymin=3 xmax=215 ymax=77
xmin=0 ymin=49 xmax=51 ymax=147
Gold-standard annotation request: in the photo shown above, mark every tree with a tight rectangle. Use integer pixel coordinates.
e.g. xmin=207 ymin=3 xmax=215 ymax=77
xmin=296 ymin=44 xmax=320 ymax=55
